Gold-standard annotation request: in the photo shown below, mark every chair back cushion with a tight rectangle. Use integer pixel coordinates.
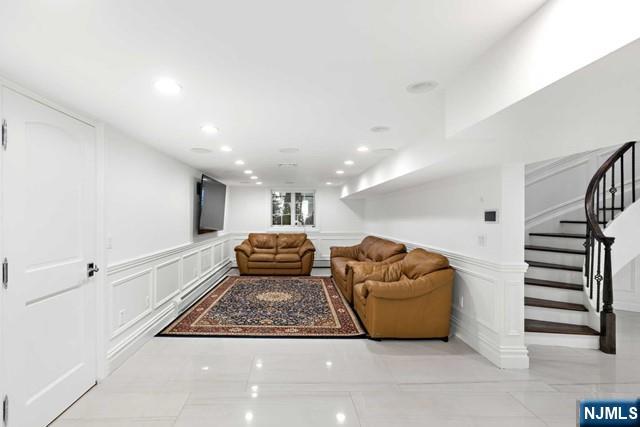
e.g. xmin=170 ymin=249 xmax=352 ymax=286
xmin=248 ymin=233 xmax=277 ymax=254
xmin=359 ymin=236 xmax=406 ymax=262
xmin=276 ymin=233 xmax=307 ymax=254
xmin=401 ymin=248 xmax=450 ymax=279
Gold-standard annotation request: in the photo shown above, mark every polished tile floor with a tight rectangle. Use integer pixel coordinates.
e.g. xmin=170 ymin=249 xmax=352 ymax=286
xmin=53 ymin=272 xmax=640 ymax=426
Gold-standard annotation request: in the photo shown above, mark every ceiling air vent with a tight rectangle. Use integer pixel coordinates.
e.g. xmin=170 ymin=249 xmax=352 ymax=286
xmin=278 ymin=163 xmax=298 ymax=168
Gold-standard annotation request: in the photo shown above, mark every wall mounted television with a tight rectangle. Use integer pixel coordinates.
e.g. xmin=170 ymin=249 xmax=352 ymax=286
xmin=197 ymin=174 xmax=226 ymax=233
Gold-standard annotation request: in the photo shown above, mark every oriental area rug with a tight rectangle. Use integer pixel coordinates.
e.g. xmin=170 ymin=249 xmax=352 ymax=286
xmin=159 ymin=276 xmax=365 ymax=338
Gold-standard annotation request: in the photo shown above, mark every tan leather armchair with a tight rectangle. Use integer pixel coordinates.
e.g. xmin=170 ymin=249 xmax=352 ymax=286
xmin=330 ymin=236 xmax=406 ymax=303
xmin=351 ymin=248 xmax=454 ymax=339
xmin=235 ymin=233 xmax=315 ymax=275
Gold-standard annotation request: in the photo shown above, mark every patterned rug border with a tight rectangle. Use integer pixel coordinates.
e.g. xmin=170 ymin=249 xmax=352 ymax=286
xmin=157 ymin=275 xmax=366 ymax=339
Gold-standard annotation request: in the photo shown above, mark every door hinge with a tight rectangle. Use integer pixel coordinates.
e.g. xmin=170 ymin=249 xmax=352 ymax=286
xmin=2 ymin=395 xmax=7 ymax=426
xmin=1 ymin=119 xmax=6 ymax=150
xmin=1 ymin=258 xmax=7 ymax=289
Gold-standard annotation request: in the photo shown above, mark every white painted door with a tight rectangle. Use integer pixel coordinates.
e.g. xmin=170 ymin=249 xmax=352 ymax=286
xmin=1 ymin=87 xmax=97 ymax=427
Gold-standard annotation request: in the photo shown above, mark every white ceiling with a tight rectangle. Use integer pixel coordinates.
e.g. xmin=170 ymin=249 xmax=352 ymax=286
xmin=0 ymin=0 xmax=545 ymax=186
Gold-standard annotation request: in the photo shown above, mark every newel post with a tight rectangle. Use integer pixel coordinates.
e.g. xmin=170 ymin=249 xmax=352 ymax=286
xmin=599 ymin=239 xmax=616 ymax=354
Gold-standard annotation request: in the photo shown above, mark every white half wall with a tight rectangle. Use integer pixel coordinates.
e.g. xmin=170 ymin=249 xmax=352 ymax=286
xmin=362 ymin=165 xmax=529 ymax=369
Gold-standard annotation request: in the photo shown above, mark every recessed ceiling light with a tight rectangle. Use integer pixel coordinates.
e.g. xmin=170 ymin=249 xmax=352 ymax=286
xmin=190 ymin=147 xmax=212 ymax=154
xmin=326 ymin=182 xmax=333 ymax=185
xmin=370 ymin=126 xmax=390 ymax=133
xmin=279 ymin=147 xmax=300 ymax=154
xmin=154 ymin=77 xmax=182 ymax=95
xmin=406 ymin=80 xmax=439 ymax=94
xmin=201 ymin=124 xmax=219 ymax=134
xmin=256 ymin=181 xmax=263 ymax=185
xmin=234 ymin=160 xmax=245 ymax=165
xmin=250 ymin=175 xmax=258 ymax=180
xmin=344 ymin=160 xmax=354 ymax=165
xmin=357 ymin=146 xmax=369 ymax=152
xmin=220 ymin=145 xmax=232 ymax=152
xmin=285 ymin=181 xmax=296 ymax=185
xmin=244 ymin=170 xmax=253 ymax=174
xmin=336 ymin=170 xmax=344 ymax=175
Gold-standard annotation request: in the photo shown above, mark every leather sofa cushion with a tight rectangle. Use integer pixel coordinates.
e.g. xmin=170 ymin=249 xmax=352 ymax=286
xmin=249 ymin=233 xmax=277 ymax=249
xmin=248 ymin=261 xmax=301 ymax=269
xmin=249 ymin=253 xmax=275 ymax=262
xmin=359 ymin=236 xmax=406 ymax=262
xmin=402 ymin=248 xmax=449 ymax=279
xmin=277 ymin=233 xmax=307 ymax=249
xmin=275 ymin=253 xmax=300 ymax=262
xmin=331 ymin=256 xmax=352 ymax=277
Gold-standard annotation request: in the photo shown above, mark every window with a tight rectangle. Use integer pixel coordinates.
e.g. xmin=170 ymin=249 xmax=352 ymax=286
xmin=271 ymin=191 xmax=315 ymax=227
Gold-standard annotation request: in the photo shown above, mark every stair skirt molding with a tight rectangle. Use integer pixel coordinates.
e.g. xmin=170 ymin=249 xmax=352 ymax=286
xmin=228 ymin=231 xmax=365 ymax=268
xmin=104 ymin=234 xmax=233 ymax=376
xmin=372 ymin=235 xmax=530 ymax=370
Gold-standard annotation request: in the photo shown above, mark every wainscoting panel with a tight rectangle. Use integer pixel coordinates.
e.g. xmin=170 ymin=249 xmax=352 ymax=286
xmin=154 ymin=257 xmax=181 ymax=308
xmin=182 ymin=250 xmax=200 ymax=290
xmin=110 ymin=269 xmax=153 ymax=338
xmin=201 ymin=246 xmax=213 ymax=275
xmin=104 ymin=234 xmax=233 ymax=376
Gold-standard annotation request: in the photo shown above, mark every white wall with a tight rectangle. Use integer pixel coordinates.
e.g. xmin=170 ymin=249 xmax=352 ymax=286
xmin=105 ymin=126 xmax=225 ymax=264
xmin=361 ymin=165 xmax=529 ymax=369
xmin=364 ymin=167 xmax=504 ymax=263
xmin=446 ymin=0 xmax=640 ymax=136
xmin=226 ymin=185 xmax=364 ymax=233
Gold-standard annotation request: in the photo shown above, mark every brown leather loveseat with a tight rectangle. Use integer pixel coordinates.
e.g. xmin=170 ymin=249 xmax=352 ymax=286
xmin=330 ymin=236 xmax=406 ymax=303
xmin=351 ymin=248 xmax=454 ymax=339
xmin=235 ymin=233 xmax=315 ymax=275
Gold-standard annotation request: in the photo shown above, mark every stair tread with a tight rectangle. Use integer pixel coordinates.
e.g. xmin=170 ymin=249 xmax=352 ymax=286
xmin=524 ymin=297 xmax=588 ymax=312
xmin=529 ymin=232 xmax=587 ymax=239
xmin=525 ymin=278 xmax=583 ymax=291
xmin=525 ymin=245 xmax=585 ymax=255
xmin=525 ymin=319 xmax=599 ymax=336
xmin=526 ymin=260 xmax=582 ymax=272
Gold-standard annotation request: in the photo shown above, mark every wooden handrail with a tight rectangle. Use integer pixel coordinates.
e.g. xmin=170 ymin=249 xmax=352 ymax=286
xmin=585 ymin=141 xmax=636 ymax=242
xmin=583 ymin=140 xmax=636 ymax=354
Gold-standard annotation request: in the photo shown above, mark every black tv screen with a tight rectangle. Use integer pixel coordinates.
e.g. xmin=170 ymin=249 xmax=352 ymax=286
xmin=198 ymin=174 xmax=226 ymax=233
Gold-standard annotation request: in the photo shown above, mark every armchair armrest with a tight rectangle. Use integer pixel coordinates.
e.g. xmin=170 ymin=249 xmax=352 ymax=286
xmin=349 ymin=261 xmax=401 ymax=284
xmin=362 ymin=269 xmax=453 ymax=300
xmin=298 ymin=239 xmax=316 ymax=257
xmin=234 ymin=240 xmax=253 ymax=257
xmin=330 ymin=244 xmax=360 ymax=259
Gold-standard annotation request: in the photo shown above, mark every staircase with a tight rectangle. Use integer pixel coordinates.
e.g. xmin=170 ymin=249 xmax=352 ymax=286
xmin=524 ymin=141 xmax=637 ymax=353
xmin=525 ymin=221 xmax=599 ymax=348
